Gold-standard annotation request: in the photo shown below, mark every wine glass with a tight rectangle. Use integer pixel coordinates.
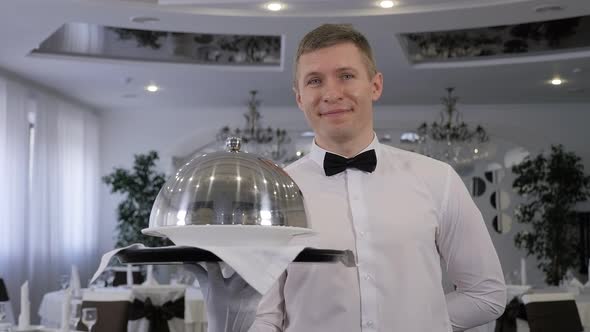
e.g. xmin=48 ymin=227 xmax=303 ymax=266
xmin=0 ymin=303 xmax=10 ymax=332
xmin=81 ymin=308 xmax=97 ymax=332
xmin=59 ymin=274 xmax=70 ymax=290
xmin=69 ymin=300 xmax=82 ymax=330
xmin=105 ymin=270 xmax=115 ymax=288
xmin=0 ymin=303 xmax=6 ymax=322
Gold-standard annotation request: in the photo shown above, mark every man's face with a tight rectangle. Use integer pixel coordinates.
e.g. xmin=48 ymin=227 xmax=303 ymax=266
xmin=294 ymin=42 xmax=383 ymax=147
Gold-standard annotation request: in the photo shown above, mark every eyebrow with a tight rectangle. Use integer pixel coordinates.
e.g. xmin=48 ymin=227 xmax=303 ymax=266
xmin=302 ymin=71 xmax=322 ymax=81
xmin=335 ymin=67 xmax=359 ymax=74
xmin=302 ymin=67 xmax=359 ymax=81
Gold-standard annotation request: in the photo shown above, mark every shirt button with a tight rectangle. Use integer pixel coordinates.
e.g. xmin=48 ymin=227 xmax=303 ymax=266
xmin=364 ymin=274 xmax=372 ymax=281
xmin=365 ymin=321 xmax=374 ymax=328
xmin=359 ymin=231 xmax=366 ymax=237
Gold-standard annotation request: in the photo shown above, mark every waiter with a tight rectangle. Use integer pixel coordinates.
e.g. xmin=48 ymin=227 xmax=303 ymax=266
xmin=197 ymin=23 xmax=506 ymax=332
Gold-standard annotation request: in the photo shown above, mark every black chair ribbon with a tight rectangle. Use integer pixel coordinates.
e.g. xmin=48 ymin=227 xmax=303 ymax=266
xmin=0 ymin=278 xmax=9 ymax=301
xmin=128 ymin=297 xmax=184 ymax=332
xmin=323 ymin=149 xmax=377 ymax=176
xmin=495 ymin=296 xmax=526 ymax=332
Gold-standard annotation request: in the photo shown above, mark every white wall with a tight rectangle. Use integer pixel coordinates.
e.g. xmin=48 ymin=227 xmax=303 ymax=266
xmin=99 ymin=102 xmax=590 ymax=287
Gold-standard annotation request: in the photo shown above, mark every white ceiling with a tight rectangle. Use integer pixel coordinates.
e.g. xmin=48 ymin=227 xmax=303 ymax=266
xmin=0 ymin=0 xmax=589 ymax=111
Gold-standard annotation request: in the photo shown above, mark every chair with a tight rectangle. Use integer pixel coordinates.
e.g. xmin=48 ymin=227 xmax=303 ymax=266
xmin=521 ymin=292 xmax=584 ymax=332
xmin=76 ymin=289 xmax=132 ymax=332
xmin=128 ymin=285 xmax=186 ymax=332
xmin=0 ymin=278 xmax=15 ymax=324
xmin=109 ymin=266 xmax=144 ymax=286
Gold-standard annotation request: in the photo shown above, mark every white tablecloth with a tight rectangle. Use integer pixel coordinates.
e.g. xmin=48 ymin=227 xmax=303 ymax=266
xmin=38 ymin=286 xmax=206 ymax=332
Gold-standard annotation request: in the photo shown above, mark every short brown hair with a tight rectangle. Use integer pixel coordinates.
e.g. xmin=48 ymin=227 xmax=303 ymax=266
xmin=293 ymin=24 xmax=377 ymax=88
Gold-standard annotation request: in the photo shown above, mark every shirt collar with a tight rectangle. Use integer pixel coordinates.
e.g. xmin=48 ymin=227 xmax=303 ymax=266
xmin=309 ymin=133 xmax=380 ymax=170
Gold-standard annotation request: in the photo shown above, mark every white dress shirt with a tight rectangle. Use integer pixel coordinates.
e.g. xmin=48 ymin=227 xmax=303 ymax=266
xmin=249 ymin=135 xmax=506 ymax=332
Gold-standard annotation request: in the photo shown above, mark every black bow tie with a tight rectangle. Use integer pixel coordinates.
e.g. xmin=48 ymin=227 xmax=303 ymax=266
xmin=323 ymin=149 xmax=377 ymax=176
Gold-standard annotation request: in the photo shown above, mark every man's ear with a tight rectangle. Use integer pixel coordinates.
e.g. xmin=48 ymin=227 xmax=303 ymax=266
xmin=371 ymin=72 xmax=384 ymax=101
xmin=293 ymin=86 xmax=303 ymax=111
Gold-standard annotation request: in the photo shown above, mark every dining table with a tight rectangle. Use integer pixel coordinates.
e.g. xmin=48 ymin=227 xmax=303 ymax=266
xmin=38 ymin=285 xmax=207 ymax=332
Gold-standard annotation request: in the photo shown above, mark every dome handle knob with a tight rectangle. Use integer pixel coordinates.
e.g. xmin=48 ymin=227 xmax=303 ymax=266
xmin=226 ymin=137 xmax=242 ymax=152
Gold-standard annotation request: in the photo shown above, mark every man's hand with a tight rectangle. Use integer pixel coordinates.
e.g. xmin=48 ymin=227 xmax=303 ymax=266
xmin=186 ymin=263 xmax=261 ymax=332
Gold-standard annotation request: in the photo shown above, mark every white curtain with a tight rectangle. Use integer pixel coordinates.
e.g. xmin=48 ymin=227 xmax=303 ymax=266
xmin=0 ymin=78 xmax=30 ymax=316
xmin=0 ymin=75 xmax=100 ymax=320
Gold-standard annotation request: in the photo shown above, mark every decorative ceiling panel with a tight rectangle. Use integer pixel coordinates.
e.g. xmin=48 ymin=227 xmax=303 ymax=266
xmin=400 ymin=15 xmax=590 ymax=64
xmin=32 ymin=23 xmax=282 ymax=67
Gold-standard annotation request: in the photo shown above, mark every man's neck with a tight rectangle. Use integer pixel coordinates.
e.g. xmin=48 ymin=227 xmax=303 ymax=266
xmin=316 ymin=132 xmax=374 ymax=158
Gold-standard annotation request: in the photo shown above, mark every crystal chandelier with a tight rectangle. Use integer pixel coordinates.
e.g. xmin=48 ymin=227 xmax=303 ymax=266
xmin=216 ymin=90 xmax=294 ymax=164
xmin=412 ymin=88 xmax=490 ymax=169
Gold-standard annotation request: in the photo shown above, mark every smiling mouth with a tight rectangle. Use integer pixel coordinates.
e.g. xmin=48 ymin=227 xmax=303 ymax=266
xmin=321 ymin=109 xmax=350 ymax=117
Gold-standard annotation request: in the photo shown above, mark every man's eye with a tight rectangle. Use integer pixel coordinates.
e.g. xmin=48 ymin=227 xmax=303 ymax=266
xmin=307 ymin=78 xmax=321 ymax=85
xmin=342 ymin=73 xmax=354 ymax=80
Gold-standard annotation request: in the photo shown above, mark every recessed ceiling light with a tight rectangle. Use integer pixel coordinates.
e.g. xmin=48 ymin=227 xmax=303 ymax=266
xmin=379 ymin=0 xmax=396 ymax=8
xmin=145 ymin=84 xmax=159 ymax=92
xmin=550 ymin=78 xmax=563 ymax=85
xmin=533 ymin=4 xmax=565 ymax=13
xmin=130 ymin=16 xmax=160 ymax=24
xmin=266 ymin=2 xmax=283 ymax=11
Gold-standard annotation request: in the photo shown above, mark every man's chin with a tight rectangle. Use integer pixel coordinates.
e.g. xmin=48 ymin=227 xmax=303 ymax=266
xmin=322 ymin=129 xmax=355 ymax=143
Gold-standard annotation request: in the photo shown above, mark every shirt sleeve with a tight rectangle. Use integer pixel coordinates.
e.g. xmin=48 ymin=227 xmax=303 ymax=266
xmin=248 ymin=271 xmax=287 ymax=332
xmin=437 ymin=165 xmax=507 ymax=331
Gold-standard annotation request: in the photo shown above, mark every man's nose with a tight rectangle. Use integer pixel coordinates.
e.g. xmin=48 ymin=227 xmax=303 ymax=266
xmin=322 ymin=79 xmax=344 ymax=103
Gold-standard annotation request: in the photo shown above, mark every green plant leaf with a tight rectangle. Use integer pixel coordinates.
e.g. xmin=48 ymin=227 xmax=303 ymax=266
xmin=103 ymin=151 xmax=172 ymax=248
xmin=512 ymin=144 xmax=590 ymax=285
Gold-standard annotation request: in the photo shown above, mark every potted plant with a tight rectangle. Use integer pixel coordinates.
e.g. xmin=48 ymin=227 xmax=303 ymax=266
xmin=512 ymin=144 xmax=590 ymax=285
xmin=103 ymin=151 xmax=171 ymax=248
